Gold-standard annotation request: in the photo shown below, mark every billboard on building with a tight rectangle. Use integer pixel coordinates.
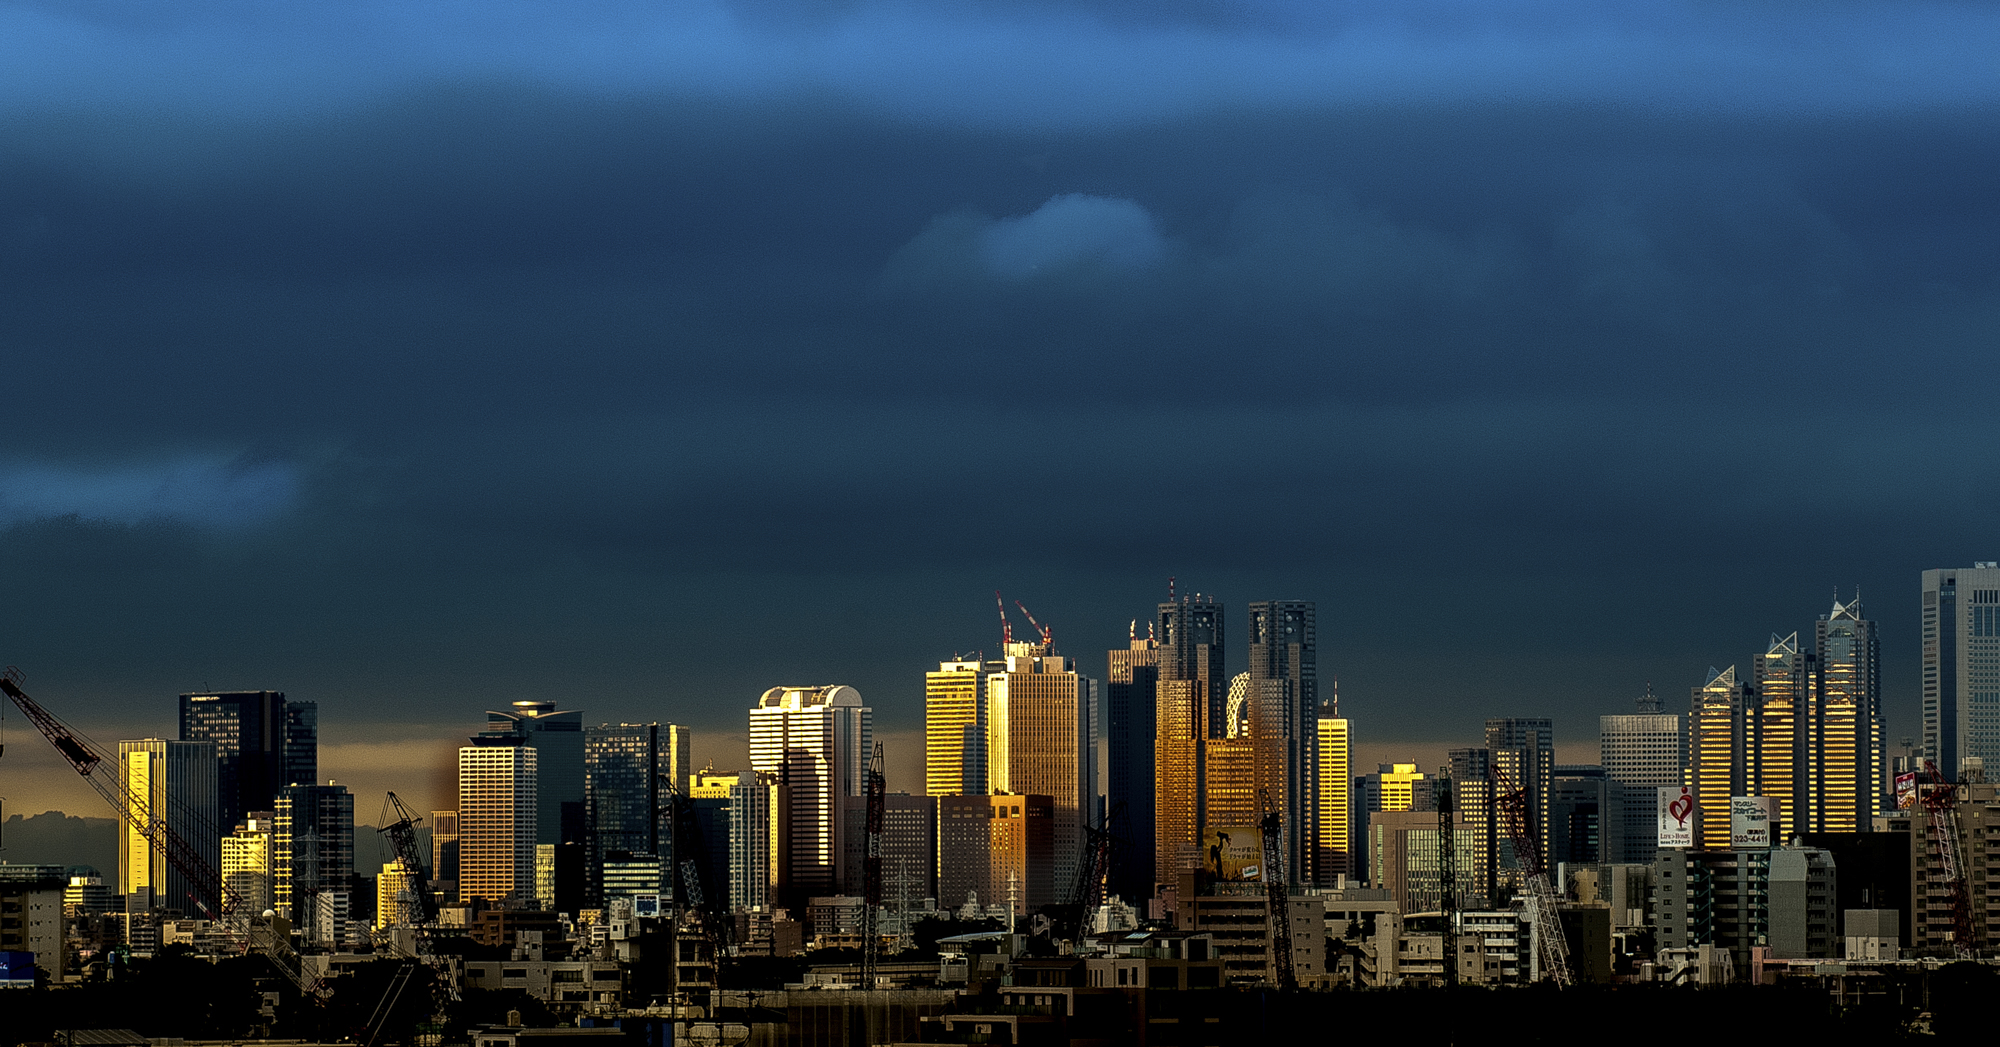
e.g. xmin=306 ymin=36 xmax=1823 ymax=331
xmin=1895 ymin=771 xmax=1919 ymax=809
xmin=0 ymin=951 xmax=34 ymax=988
xmin=1200 ymin=825 xmax=1264 ymax=882
xmin=1730 ymin=796 xmax=1775 ymax=848
xmin=1658 ymin=786 xmax=1697 ymax=848
xmin=632 ymin=894 xmax=662 ymax=919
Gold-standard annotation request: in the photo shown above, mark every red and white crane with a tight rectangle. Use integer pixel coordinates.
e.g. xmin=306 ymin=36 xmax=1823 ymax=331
xmin=1922 ymin=759 xmax=1974 ymax=959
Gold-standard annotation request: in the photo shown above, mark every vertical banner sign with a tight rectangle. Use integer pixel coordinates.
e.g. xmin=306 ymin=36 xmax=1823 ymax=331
xmin=1895 ymin=772 xmax=1919 ymax=810
xmin=1658 ymin=786 xmax=1696 ymax=848
xmin=1730 ymin=796 xmax=1775 ymax=848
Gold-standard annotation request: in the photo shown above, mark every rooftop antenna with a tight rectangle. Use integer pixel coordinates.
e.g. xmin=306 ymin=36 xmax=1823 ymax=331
xmin=1168 ymin=576 xmax=1176 ymax=603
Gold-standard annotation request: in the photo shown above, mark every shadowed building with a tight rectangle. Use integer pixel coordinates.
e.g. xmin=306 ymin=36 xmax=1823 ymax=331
xmin=1924 ymin=566 xmax=2000 ymax=783
xmin=178 ymin=691 xmax=317 ymax=835
xmin=1247 ymin=600 xmax=1318 ymax=885
xmin=117 ymin=739 xmax=219 ymax=915
xmin=583 ymin=722 xmax=691 ymax=906
xmin=1105 ymin=631 xmax=1160 ymax=901
xmin=1601 ymin=687 xmax=1682 ymax=863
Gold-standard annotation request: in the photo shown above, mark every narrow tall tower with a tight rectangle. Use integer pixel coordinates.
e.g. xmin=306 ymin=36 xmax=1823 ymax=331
xmin=1923 ymin=565 xmax=2000 ymax=782
xmin=1812 ymin=593 xmax=1881 ymax=829
xmin=1154 ymin=594 xmax=1222 ymax=887
xmin=1247 ymin=600 xmax=1319 ymax=885
xmin=1687 ymin=666 xmax=1752 ymax=850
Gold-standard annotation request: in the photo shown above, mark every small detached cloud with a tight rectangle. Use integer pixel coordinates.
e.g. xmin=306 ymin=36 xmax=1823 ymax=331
xmin=979 ymin=194 xmax=1167 ymax=278
xmin=0 ymin=455 xmax=299 ymax=529
xmin=883 ymin=192 xmax=1170 ymax=291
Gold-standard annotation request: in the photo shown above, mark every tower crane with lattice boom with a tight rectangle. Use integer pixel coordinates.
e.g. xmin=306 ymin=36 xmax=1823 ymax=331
xmin=1922 ymin=759 xmax=1974 ymax=959
xmin=0 ymin=668 xmax=326 ymax=1001
xmin=1494 ymin=770 xmax=1572 ymax=986
xmin=1258 ymin=791 xmax=1297 ymax=990
xmin=861 ymin=742 xmax=886 ymax=987
xmin=1012 ymin=601 xmax=1053 ymax=648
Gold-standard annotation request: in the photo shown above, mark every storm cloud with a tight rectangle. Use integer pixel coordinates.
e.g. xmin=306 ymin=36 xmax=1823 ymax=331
xmin=0 ymin=0 xmax=1993 ymax=812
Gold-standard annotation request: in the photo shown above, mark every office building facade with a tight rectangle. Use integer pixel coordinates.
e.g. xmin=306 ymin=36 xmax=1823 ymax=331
xmin=1317 ymin=701 xmax=1352 ymax=880
xmin=117 ymin=739 xmax=219 ymax=915
xmin=1812 ymin=595 xmax=1882 ymax=830
xmin=457 ymin=743 xmax=538 ymax=903
xmin=1485 ymin=718 xmax=1554 ymax=871
xmin=583 ymin=721 xmax=691 ymax=906
xmin=1924 ymin=565 xmax=2000 ymax=783
xmin=926 ymin=659 xmax=987 ymax=797
xmin=749 ymin=685 xmax=872 ymax=906
xmin=482 ymin=702 xmax=585 ymax=848
xmin=274 ymin=782 xmax=354 ymax=923
xmin=1246 ymin=600 xmax=1319 ymax=885
xmin=178 ymin=691 xmax=318 ymax=835
xmin=937 ymin=792 xmax=1055 ymax=915
xmin=1155 ymin=596 xmax=1223 ymax=886
xmin=1105 ymin=631 xmax=1160 ymax=900
xmin=1600 ymin=687 xmax=1682 ymax=864
xmin=1687 ymin=666 xmax=1752 ymax=851
xmin=987 ymin=644 xmax=1092 ymax=895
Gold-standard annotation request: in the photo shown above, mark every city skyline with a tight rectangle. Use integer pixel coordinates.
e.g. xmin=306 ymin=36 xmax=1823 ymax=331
xmin=0 ymin=579 xmax=1953 ymax=825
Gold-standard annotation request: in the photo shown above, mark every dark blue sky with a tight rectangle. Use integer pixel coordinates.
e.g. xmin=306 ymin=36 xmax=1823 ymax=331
xmin=1 ymin=0 xmax=1996 ymax=815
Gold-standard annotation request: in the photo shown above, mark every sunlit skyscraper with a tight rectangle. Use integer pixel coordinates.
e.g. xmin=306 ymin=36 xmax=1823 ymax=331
xmin=1155 ymin=595 xmax=1223 ymax=886
xmin=749 ymin=685 xmax=872 ymax=906
xmin=117 ymin=739 xmax=219 ymax=914
xmin=1687 ymin=665 xmax=1751 ymax=850
xmin=1316 ymin=698 xmax=1352 ymax=880
xmin=926 ymin=659 xmax=987 ymax=797
xmin=456 ymin=743 xmax=537 ymax=903
xmin=1811 ymin=594 xmax=1881 ymax=830
xmin=988 ymin=642 xmax=1092 ymax=894
xmin=1752 ymin=633 xmax=1810 ymax=839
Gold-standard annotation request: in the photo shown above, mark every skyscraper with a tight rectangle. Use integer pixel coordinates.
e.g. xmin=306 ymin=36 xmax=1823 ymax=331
xmin=1752 ymin=633 xmax=1810 ymax=839
xmin=1155 ymin=595 xmax=1223 ymax=887
xmin=221 ymin=812 xmax=276 ymax=915
xmin=749 ymin=685 xmax=872 ymax=907
xmin=1599 ymin=687 xmax=1682 ymax=863
xmin=117 ymin=739 xmax=219 ymax=914
xmin=1811 ymin=594 xmax=1881 ymax=830
xmin=273 ymin=782 xmax=353 ymax=923
xmin=987 ymin=642 xmax=1092 ymax=894
xmin=1246 ymin=600 xmax=1318 ymax=885
xmin=1105 ymin=630 xmax=1160 ymax=901
xmin=1444 ymin=747 xmax=1497 ymax=905
xmin=1316 ymin=698 xmax=1352 ymax=880
xmin=1484 ymin=718 xmax=1554 ymax=871
xmin=1924 ymin=566 xmax=2000 ymax=783
xmin=926 ymin=659 xmax=987 ymax=797
xmin=482 ymin=702 xmax=585 ymax=847
xmin=456 ymin=743 xmax=537 ymax=903
xmin=583 ymin=722 xmax=691 ymax=906
xmin=1688 ymin=665 xmax=1752 ymax=850
xmin=178 ymin=691 xmax=317 ymax=835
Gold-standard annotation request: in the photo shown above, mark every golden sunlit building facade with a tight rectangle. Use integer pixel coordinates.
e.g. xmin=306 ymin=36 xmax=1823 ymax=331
xmin=1810 ymin=595 xmax=1880 ymax=832
xmin=1752 ymin=633 xmax=1808 ymax=839
xmin=1316 ymin=705 xmax=1351 ymax=879
xmin=1155 ymin=597 xmax=1224 ymax=886
xmin=1687 ymin=665 xmax=1750 ymax=850
xmin=988 ymin=643 xmax=1089 ymax=894
xmin=926 ymin=659 xmax=987 ymax=796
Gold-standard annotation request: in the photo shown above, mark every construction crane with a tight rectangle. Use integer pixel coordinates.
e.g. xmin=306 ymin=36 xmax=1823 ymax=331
xmin=994 ymin=591 xmax=1013 ymax=647
xmin=656 ymin=772 xmax=728 ymax=968
xmin=861 ymin=742 xmax=886 ymax=987
xmin=360 ymin=791 xmax=455 ymax=1047
xmin=1012 ymin=600 xmax=1053 ymax=648
xmin=1436 ymin=775 xmax=1459 ymax=988
xmin=1494 ymin=771 xmax=1572 ymax=986
xmin=1257 ymin=793 xmax=1297 ymax=991
xmin=0 ymin=668 xmax=326 ymax=999
xmin=1051 ymin=802 xmax=1124 ymax=948
xmin=1921 ymin=759 xmax=1974 ymax=959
